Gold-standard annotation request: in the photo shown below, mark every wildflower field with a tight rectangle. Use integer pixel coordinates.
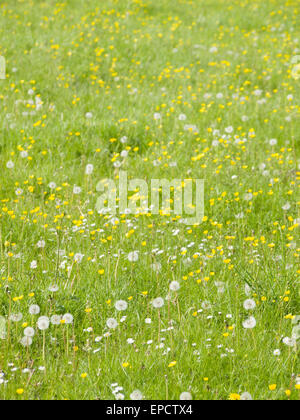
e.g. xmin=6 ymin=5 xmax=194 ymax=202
xmin=0 ymin=0 xmax=299 ymax=401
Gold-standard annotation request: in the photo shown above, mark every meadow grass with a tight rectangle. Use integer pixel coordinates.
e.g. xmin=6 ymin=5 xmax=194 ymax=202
xmin=0 ymin=0 xmax=299 ymax=400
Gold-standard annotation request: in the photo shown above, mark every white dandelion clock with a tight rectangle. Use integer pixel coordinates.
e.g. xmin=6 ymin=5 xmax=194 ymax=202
xmin=106 ymin=318 xmax=118 ymax=329
xmin=6 ymin=160 xmax=14 ymax=169
xmin=242 ymin=316 xmax=256 ymax=329
xmin=9 ymin=313 xmax=23 ymax=322
xmin=169 ymin=281 xmax=180 ymax=292
xmin=180 ymin=392 xmax=193 ymax=400
xmin=130 ymin=390 xmax=143 ymax=400
xmin=128 ymin=251 xmax=139 ymax=262
xmin=152 ymin=297 xmax=164 ymax=309
xmin=20 ymin=336 xmax=33 ymax=347
xmin=63 ymin=313 xmax=74 ymax=324
xmin=282 ymin=337 xmax=296 ymax=347
xmin=29 ymin=305 xmax=40 ymax=315
xmin=24 ymin=327 xmax=35 ymax=338
xmin=85 ymin=164 xmax=94 ymax=175
xmin=241 ymin=392 xmax=253 ymax=401
xmin=37 ymin=316 xmax=50 ymax=331
xmin=243 ymin=299 xmax=256 ymax=311
xmin=51 ymin=315 xmax=62 ymax=325
xmin=115 ymin=300 xmax=128 ymax=311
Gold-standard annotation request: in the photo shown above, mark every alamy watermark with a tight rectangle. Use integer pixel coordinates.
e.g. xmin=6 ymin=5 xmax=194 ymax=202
xmin=96 ymin=171 xmax=204 ymax=226
xmin=0 ymin=56 xmax=6 ymax=79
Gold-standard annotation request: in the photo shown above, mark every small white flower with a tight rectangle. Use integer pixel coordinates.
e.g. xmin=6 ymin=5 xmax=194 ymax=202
xmin=127 ymin=338 xmax=135 ymax=344
xmin=30 ymin=260 xmax=38 ymax=269
xmin=273 ymin=349 xmax=281 ymax=357
xmin=154 ymin=113 xmax=161 ymax=120
xmin=145 ymin=318 xmax=152 ymax=324
xmin=85 ymin=112 xmax=93 ymax=119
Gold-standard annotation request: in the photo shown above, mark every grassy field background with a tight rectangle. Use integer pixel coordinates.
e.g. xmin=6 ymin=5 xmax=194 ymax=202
xmin=0 ymin=0 xmax=299 ymax=400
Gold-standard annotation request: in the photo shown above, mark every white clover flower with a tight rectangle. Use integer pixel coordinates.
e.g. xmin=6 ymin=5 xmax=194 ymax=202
xmin=243 ymin=299 xmax=256 ymax=311
xmin=29 ymin=305 xmax=40 ymax=315
xmin=130 ymin=390 xmax=143 ymax=400
xmin=169 ymin=281 xmax=180 ymax=292
xmin=107 ymin=318 xmax=118 ymax=329
xmin=242 ymin=316 xmax=257 ymax=329
xmin=37 ymin=316 xmax=50 ymax=331
xmin=180 ymin=392 xmax=192 ymax=400
xmin=24 ymin=327 xmax=35 ymax=338
xmin=152 ymin=297 xmax=164 ymax=309
xmin=115 ymin=300 xmax=128 ymax=311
